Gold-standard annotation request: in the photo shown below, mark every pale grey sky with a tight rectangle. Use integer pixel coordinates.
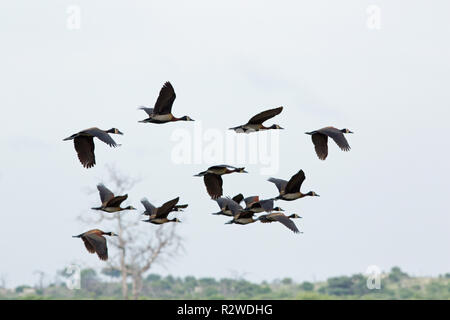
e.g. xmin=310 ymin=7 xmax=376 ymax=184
xmin=1 ymin=1 xmax=449 ymax=288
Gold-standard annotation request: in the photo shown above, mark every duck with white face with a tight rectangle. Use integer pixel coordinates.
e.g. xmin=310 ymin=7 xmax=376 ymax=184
xmin=194 ymin=165 xmax=248 ymax=199
xmin=91 ymin=184 xmax=136 ymax=213
xmin=257 ymin=212 xmax=303 ymax=233
xmin=72 ymin=229 xmax=118 ymax=261
xmin=268 ymin=169 xmax=320 ymax=202
xmin=138 ymin=81 xmax=194 ymax=124
xmin=141 ymin=197 xmax=183 ymax=225
xmin=63 ymin=127 xmax=123 ymax=168
xmin=229 ymin=106 xmax=284 ymax=133
xmin=305 ymin=126 xmax=353 ymax=160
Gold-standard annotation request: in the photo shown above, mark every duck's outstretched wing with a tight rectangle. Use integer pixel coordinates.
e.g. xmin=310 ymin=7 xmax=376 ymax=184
xmin=247 ymin=107 xmax=283 ymax=125
xmin=153 ymin=81 xmax=176 ymax=115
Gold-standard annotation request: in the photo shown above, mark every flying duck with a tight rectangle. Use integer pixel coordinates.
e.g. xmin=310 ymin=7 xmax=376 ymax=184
xmin=142 ymin=197 xmax=182 ymax=224
xmin=141 ymin=197 xmax=188 ymax=216
xmin=73 ymin=229 xmax=117 ymax=261
xmin=229 ymin=107 xmax=284 ymax=133
xmin=257 ymin=212 xmax=302 ymax=233
xmin=63 ymin=127 xmax=123 ymax=168
xmin=194 ymin=165 xmax=247 ymax=199
xmin=305 ymin=127 xmax=353 ymax=160
xmin=138 ymin=81 xmax=194 ymax=124
xmin=212 ymin=194 xmax=244 ymax=217
xmin=268 ymin=169 xmax=319 ymax=201
xmin=91 ymin=184 xmax=136 ymax=213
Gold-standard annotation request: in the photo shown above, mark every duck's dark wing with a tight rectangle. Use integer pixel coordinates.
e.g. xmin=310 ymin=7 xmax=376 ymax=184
xmin=81 ymin=236 xmax=96 ymax=254
xmin=84 ymin=233 xmax=108 ymax=260
xmin=153 ymin=81 xmax=176 ymax=115
xmin=270 ymin=213 xmax=300 ymax=233
xmin=244 ymin=196 xmax=260 ymax=208
xmin=247 ymin=107 xmax=283 ymax=125
xmin=311 ymin=133 xmax=328 ymax=160
xmin=212 ymin=164 xmax=241 ymax=170
xmin=215 ymin=197 xmax=229 ymax=210
xmin=318 ymin=127 xmax=350 ymax=151
xmin=235 ymin=210 xmax=254 ymax=219
xmin=83 ymin=128 xmax=118 ymax=147
xmin=74 ymin=136 xmax=96 ymax=168
xmin=106 ymin=194 xmax=128 ymax=207
xmin=285 ymin=170 xmax=306 ymax=194
xmin=155 ymin=197 xmax=180 ymax=218
xmin=258 ymin=214 xmax=271 ymax=223
xmin=259 ymin=199 xmax=275 ymax=212
xmin=141 ymin=198 xmax=156 ymax=215
xmin=204 ymin=174 xmax=223 ymax=199
xmin=231 ymin=193 xmax=244 ymax=204
xmin=97 ymin=184 xmax=115 ymax=204
xmin=138 ymin=107 xmax=154 ymax=116
xmin=268 ymin=178 xmax=288 ymax=194
xmin=224 ymin=198 xmax=243 ymax=214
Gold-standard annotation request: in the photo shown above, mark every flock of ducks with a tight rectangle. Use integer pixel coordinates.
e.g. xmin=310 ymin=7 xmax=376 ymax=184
xmin=66 ymin=81 xmax=353 ymax=261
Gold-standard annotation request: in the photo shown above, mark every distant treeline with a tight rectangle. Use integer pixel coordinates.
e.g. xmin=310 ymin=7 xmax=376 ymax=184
xmin=2 ymin=267 xmax=449 ymax=300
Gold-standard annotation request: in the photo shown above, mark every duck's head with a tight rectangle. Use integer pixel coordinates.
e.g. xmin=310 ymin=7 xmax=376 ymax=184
xmin=273 ymin=206 xmax=284 ymax=211
xmin=289 ymin=214 xmax=302 ymax=219
xmin=180 ymin=116 xmax=194 ymax=121
xmin=237 ymin=167 xmax=248 ymax=173
xmin=225 ymin=220 xmax=234 ymax=224
xmin=106 ymin=232 xmax=118 ymax=237
xmin=341 ymin=128 xmax=353 ymax=134
xmin=107 ymin=128 xmax=124 ymax=135
xmin=126 ymin=205 xmax=137 ymax=210
xmin=307 ymin=191 xmax=320 ymax=197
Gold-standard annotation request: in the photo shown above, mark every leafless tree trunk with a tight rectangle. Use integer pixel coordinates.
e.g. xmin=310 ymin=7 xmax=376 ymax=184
xmin=78 ymin=164 xmax=184 ymax=299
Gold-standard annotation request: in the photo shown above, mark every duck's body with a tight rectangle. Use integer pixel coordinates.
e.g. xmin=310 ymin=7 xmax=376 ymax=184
xmin=305 ymin=127 xmax=353 ymax=160
xmin=258 ymin=212 xmax=302 ymax=233
xmin=268 ymin=170 xmax=319 ymax=201
xmin=195 ymin=165 xmax=247 ymax=199
xmin=63 ymin=127 xmax=123 ymax=168
xmin=244 ymin=197 xmax=284 ymax=213
xmin=73 ymin=229 xmax=117 ymax=261
xmin=141 ymin=197 xmax=182 ymax=225
xmin=91 ymin=184 xmax=136 ymax=213
xmin=229 ymin=107 xmax=284 ymax=133
xmin=223 ymin=201 xmax=257 ymax=225
xmin=225 ymin=211 xmax=257 ymax=225
xmin=138 ymin=82 xmax=194 ymax=124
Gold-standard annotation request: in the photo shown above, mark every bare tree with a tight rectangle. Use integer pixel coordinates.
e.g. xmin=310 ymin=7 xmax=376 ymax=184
xmin=78 ymin=164 xmax=183 ymax=299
